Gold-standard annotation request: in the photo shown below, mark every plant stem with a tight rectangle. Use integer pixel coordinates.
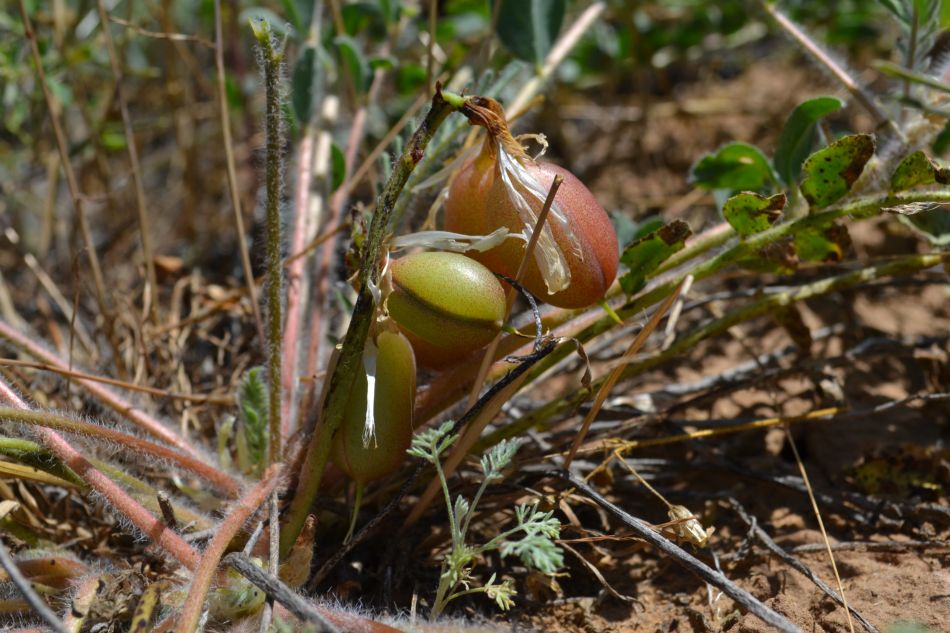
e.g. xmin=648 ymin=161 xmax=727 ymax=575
xmin=0 ymin=407 xmax=242 ymax=495
xmin=480 ymin=250 xmax=950 ymax=450
xmin=279 ymin=88 xmax=464 ymax=557
xmin=175 ymin=464 xmax=281 ymax=633
xmin=252 ymin=20 xmax=285 ymax=466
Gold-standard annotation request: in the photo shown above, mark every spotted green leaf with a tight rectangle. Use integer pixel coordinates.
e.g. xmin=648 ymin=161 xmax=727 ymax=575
xmin=618 ymin=220 xmax=692 ymax=297
xmin=890 ymin=151 xmax=950 ymax=192
xmin=689 ymin=143 xmax=775 ymax=192
xmin=723 ymin=192 xmax=786 ymax=238
xmin=800 ymin=134 xmax=875 ymax=209
xmin=794 ymin=222 xmax=851 ymax=262
xmin=774 ymin=96 xmax=844 ymax=188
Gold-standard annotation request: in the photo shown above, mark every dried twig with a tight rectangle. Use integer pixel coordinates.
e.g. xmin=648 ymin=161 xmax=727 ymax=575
xmin=730 ymin=499 xmax=879 ymax=633
xmin=559 ymin=471 xmax=800 ymax=632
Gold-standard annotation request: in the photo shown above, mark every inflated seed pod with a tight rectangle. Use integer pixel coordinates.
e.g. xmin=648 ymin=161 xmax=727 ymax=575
xmin=331 ymin=330 xmax=416 ymax=485
xmin=387 ymin=251 xmax=507 ymax=368
xmin=444 ymin=96 xmax=619 ymax=309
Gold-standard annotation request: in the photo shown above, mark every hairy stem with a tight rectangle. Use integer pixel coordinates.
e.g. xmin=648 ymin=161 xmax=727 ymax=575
xmin=0 ymin=407 xmax=241 ymax=495
xmin=279 ymin=88 xmax=464 ymax=557
xmin=175 ymin=464 xmax=281 ymax=633
xmin=252 ymin=20 xmax=285 ymax=466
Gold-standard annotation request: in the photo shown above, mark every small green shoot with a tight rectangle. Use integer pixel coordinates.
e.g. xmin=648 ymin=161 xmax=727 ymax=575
xmin=408 ymin=422 xmax=564 ymax=618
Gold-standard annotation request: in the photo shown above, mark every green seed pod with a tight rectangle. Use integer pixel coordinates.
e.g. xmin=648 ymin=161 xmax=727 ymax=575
xmin=387 ymin=251 xmax=507 ymax=368
xmin=332 ymin=330 xmax=417 ymax=484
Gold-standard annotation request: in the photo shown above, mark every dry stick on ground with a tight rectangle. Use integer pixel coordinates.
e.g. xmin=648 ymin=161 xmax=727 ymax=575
xmin=95 ymin=0 xmax=159 ymax=323
xmin=730 ymin=499 xmax=879 ymax=633
xmin=17 ymin=0 xmax=124 ymax=375
xmin=0 ymin=538 xmax=69 ymax=633
xmin=0 ymin=377 xmax=201 ymax=571
xmin=0 ymin=319 xmax=204 ymax=459
xmin=226 ymin=553 xmax=341 ymax=633
xmin=558 ymin=471 xmax=800 ymax=633
xmin=214 ymin=0 xmax=264 ymax=342
xmin=175 ymin=464 xmax=281 ymax=633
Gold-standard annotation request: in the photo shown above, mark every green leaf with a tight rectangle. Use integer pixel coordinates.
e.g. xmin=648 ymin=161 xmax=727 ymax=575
xmin=291 ymin=46 xmax=318 ymax=124
xmin=618 ymin=220 xmax=692 ymax=297
xmin=330 ymin=143 xmax=346 ymax=192
xmin=722 ymin=192 xmax=785 ymax=238
xmin=890 ymin=150 xmax=950 ymax=191
xmin=689 ymin=143 xmax=775 ymax=191
xmin=773 ymin=96 xmax=844 ymax=187
xmin=333 ymin=35 xmax=370 ymax=93
xmin=800 ymin=133 xmax=875 ymax=209
xmin=794 ymin=222 xmax=851 ymax=262
xmin=237 ymin=367 xmax=268 ymax=474
xmin=493 ymin=0 xmax=566 ymax=67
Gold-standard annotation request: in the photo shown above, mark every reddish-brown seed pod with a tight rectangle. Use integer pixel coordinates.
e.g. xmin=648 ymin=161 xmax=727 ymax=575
xmin=331 ymin=330 xmax=416 ymax=485
xmin=444 ymin=97 xmax=618 ymax=309
xmin=387 ymin=251 xmax=506 ymax=368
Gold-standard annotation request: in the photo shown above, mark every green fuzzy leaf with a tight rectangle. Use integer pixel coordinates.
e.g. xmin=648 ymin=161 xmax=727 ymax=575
xmin=291 ymin=46 xmax=318 ymax=124
xmin=773 ymin=96 xmax=843 ymax=187
xmin=493 ymin=0 xmax=566 ymax=68
xmin=238 ymin=367 xmax=268 ymax=473
xmin=689 ymin=142 xmax=775 ymax=191
xmin=800 ymin=134 xmax=875 ymax=209
xmin=890 ymin=150 xmax=950 ymax=192
xmin=722 ymin=192 xmax=785 ymax=238
xmin=618 ymin=220 xmax=692 ymax=297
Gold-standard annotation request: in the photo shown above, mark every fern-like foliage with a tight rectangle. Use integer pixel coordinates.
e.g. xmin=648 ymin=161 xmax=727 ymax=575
xmin=879 ymin=0 xmax=941 ymax=73
xmin=238 ymin=366 xmax=268 ymax=475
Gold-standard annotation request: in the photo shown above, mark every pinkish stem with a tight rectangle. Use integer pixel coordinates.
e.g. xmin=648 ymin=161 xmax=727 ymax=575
xmin=0 ymin=407 xmax=241 ymax=496
xmin=0 ymin=319 xmax=201 ymax=460
xmin=0 ymin=377 xmax=201 ymax=571
xmin=175 ymin=464 xmax=281 ymax=633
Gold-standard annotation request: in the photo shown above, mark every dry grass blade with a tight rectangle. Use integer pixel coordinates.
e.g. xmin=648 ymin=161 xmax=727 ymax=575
xmin=95 ymin=0 xmax=159 ymax=323
xmin=214 ymin=0 xmax=264 ymax=343
xmin=563 ymin=278 xmax=685 ymax=471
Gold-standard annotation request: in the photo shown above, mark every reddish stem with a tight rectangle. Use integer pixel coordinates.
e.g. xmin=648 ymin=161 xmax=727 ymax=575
xmin=175 ymin=464 xmax=281 ymax=633
xmin=0 ymin=407 xmax=241 ymax=496
xmin=0 ymin=378 xmax=201 ymax=571
xmin=0 ymin=320 xmax=201 ymax=460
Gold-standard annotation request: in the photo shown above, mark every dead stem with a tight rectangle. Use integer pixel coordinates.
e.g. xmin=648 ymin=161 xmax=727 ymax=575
xmin=214 ymin=0 xmax=265 ymax=343
xmin=95 ymin=0 xmax=160 ymax=324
